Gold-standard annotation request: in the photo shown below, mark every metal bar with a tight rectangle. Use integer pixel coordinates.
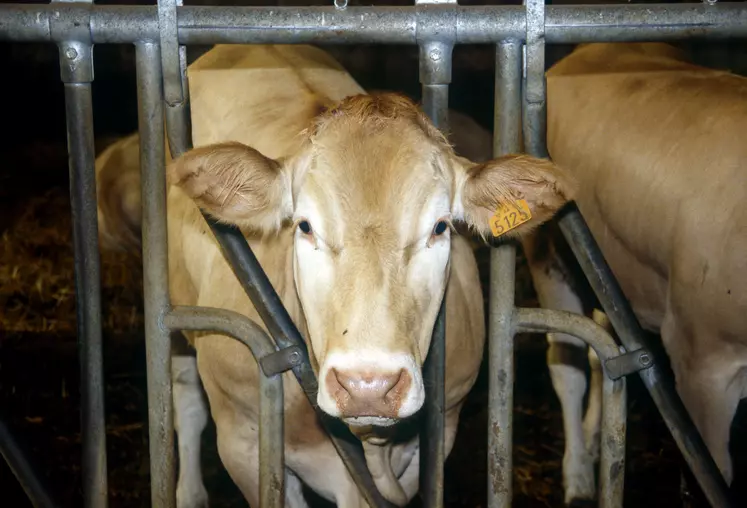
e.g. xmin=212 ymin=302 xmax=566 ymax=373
xmin=513 ymin=309 xmax=627 ymax=508
xmin=0 ymin=417 xmax=59 ymax=508
xmin=556 ymin=206 xmax=735 ymax=508
xmin=135 ymin=41 xmax=175 ymax=508
xmin=163 ymin=307 xmax=284 ymax=508
xmin=59 ymin=36 xmax=108 ymax=507
xmin=161 ymin=41 xmax=394 ymax=507
xmin=415 ymin=1 xmax=453 ymax=502
xmin=487 ymin=39 xmax=523 ymax=508
xmin=4 ymin=4 xmax=747 ymax=44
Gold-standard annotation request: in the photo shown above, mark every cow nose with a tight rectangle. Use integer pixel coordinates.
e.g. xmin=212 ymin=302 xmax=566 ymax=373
xmin=326 ymin=368 xmax=411 ymax=418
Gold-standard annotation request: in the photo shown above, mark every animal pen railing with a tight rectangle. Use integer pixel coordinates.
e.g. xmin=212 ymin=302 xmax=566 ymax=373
xmin=0 ymin=1 xmax=743 ymax=507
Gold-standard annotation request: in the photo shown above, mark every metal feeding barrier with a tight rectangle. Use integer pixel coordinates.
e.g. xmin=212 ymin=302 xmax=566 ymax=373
xmin=0 ymin=1 xmax=743 ymax=507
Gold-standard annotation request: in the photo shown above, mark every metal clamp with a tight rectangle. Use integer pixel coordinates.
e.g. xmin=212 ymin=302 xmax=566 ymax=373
xmin=605 ymin=348 xmax=654 ymax=380
xmin=522 ymin=0 xmax=549 ymax=158
xmin=158 ymin=0 xmax=187 ymax=107
xmin=415 ymin=0 xmax=457 ymax=86
xmin=260 ymin=345 xmax=305 ymax=377
xmin=50 ymin=0 xmax=93 ymax=84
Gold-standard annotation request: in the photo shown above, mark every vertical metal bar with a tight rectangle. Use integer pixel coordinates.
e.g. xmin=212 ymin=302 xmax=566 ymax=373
xmin=421 ymin=83 xmax=449 ymax=131
xmin=556 ymin=209 xmax=735 ymax=508
xmin=417 ymin=33 xmax=452 ymax=508
xmin=58 ymin=37 xmax=109 ymax=508
xmin=599 ymin=375 xmax=627 ymax=508
xmin=135 ymin=41 xmax=175 ymax=508
xmin=487 ymin=40 xmax=522 ymax=508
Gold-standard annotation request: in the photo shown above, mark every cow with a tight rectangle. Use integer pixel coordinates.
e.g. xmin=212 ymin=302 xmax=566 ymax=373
xmin=524 ymin=42 xmax=747 ymax=505
xmin=95 ymin=43 xmax=574 ymax=508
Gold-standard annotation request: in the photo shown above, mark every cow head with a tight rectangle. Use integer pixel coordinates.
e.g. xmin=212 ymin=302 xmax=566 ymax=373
xmin=168 ymin=93 xmax=574 ymax=427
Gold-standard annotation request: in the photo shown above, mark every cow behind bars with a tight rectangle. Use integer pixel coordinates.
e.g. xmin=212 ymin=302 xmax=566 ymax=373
xmin=527 ymin=42 xmax=747 ymax=505
xmin=95 ymin=44 xmax=573 ymax=508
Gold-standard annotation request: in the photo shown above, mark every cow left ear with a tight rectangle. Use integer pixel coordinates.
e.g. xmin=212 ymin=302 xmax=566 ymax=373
xmin=168 ymin=141 xmax=294 ymax=234
xmin=454 ymin=154 xmax=576 ymax=239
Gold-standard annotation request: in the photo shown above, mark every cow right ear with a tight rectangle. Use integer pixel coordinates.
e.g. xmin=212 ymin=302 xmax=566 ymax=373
xmin=168 ymin=141 xmax=294 ymax=234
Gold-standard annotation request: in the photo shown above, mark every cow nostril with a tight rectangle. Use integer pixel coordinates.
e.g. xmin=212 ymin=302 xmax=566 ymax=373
xmin=334 ymin=369 xmax=406 ymax=402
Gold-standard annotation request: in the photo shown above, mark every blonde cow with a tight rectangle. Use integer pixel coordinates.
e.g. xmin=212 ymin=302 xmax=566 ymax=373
xmin=524 ymin=42 xmax=747 ymax=505
xmin=95 ymin=44 xmax=573 ymax=508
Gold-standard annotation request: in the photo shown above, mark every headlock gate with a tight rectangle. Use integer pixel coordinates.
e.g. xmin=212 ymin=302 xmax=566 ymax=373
xmin=0 ymin=1 xmax=743 ymax=507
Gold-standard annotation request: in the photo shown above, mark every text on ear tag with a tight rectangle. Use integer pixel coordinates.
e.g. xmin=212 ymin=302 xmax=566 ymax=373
xmin=489 ymin=199 xmax=532 ymax=237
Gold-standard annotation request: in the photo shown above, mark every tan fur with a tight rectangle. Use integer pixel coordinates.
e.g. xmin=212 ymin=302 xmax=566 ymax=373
xmin=543 ymin=42 xmax=747 ymax=485
xmin=96 ymin=44 xmax=572 ymax=506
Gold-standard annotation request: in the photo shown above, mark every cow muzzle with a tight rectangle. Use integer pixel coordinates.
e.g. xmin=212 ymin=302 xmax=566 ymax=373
xmin=317 ymin=353 xmax=424 ymax=425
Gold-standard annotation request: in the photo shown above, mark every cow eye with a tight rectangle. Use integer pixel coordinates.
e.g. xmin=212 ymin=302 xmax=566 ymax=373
xmin=432 ymin=220 xmax=448 ymax=236
xmin=298 ymin=220 xmax=313 ymax=235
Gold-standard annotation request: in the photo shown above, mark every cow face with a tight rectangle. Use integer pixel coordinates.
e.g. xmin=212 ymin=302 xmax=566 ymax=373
xmin=169 ymin=93 xmax=574 ymax=427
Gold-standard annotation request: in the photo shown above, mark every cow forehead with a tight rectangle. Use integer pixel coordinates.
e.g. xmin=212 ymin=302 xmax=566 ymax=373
xmin=298 ymin=119 xmax=452 ymax=246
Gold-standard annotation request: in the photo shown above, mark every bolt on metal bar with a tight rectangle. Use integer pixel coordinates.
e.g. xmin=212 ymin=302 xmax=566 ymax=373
xmin=514 ymin=308 xmax=627 ymax=508
xmin=0 ymin=417 xmax=59 ymax=508
xmin=163 ymin=307 xmax=285 ymax=508
xmin=487 ymin=39 xmax=523 ymax=508
xmin=55 ymin=10 xmax=109 ymax=503
xmin=135 ymin=41 xmax=176 ymax=508
xmin=5 ymin=4 xmax=747 ymax=44
xmin=556 ymin=205 xmax=735 ymax=508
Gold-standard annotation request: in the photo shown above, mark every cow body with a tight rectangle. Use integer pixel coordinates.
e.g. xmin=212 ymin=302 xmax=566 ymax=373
xmin=526 ymin=42 xmax=747 ymax=503
xmin=97 ymin=44 xmax=571 ymax=507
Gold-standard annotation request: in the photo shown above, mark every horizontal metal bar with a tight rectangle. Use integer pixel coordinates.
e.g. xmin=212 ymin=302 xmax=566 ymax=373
xmin=163 ymin=306 xmax=284 ymax=508
xmin=2 ymin=4 xmax=747 ymax=44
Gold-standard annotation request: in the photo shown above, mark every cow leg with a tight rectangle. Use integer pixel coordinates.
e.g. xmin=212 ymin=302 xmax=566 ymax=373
xmin=194 ymin=334 xmax=261 ymax=508
xmin=172 ymin=350 xmax=210 ymax=508
xmin=523 ymin=232 xmax=596 ymax=504
xmin=583 ymin=310 xmax=607 ymax=463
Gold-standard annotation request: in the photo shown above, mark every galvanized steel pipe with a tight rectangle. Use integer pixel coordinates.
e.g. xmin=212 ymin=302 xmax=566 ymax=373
xmin=57 ymin=21 xmax=109 ymax=506
xmin=136 ymin=41 xmax=176 ymax=508
xmin=3 ymin=4 xmax=747 ymax=44
xmin=486 ymin=39 xmax=523 ymax=508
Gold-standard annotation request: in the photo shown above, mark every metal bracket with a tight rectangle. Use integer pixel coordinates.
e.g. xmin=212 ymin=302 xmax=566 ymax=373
xmin=50 ymin=0 xmax=93 ymax=84
xmin=260 ymin=345 xmax=305 ymax=377
xmin=605 ymin=347 xmax=654 ymax=380
xmin=415 ymin=0 xmax=457 ymax=86
xmin=524 ymin=0 xmax=545 ymax=105
xmin=158 ymin=0 xmax=187 ymax=107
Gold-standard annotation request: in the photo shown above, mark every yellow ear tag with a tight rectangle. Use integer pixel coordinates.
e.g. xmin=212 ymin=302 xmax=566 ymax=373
xmin=489 ymin=199 xmax=532 ymax=237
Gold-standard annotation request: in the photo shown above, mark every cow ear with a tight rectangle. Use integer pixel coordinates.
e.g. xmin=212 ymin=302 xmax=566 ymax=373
xmin=454 ymin=154 xmax=576 ymax=239
xmin=168 ymin=141 xmax=293 ymax=233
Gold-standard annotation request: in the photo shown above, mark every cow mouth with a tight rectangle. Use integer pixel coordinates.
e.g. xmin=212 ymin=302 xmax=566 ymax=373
xmin=343 ymin=416 xmax=397 ymax=428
